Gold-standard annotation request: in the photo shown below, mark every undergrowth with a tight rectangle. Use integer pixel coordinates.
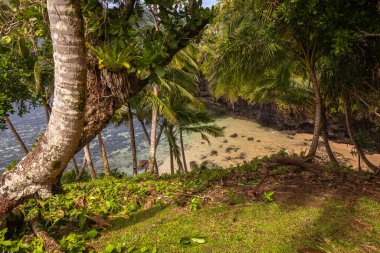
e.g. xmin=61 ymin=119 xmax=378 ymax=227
xmin=1 ymin=152 xmax=379 ymax=252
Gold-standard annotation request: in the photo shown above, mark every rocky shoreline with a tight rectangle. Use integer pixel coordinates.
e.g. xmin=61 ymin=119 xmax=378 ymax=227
xmin=202 ymin=98 xmax=380 ymax=153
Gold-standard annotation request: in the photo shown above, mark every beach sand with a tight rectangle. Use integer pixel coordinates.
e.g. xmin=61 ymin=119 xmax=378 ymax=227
xmin=159 ymin=117 xmax=380 ymax=174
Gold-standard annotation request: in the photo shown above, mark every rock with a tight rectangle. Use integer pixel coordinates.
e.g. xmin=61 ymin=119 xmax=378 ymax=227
xmin=230 ymin=133 xmax=238 ymax=138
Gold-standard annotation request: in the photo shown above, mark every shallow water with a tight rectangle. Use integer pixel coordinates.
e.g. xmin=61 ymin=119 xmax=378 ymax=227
xmin=0 ymin=106 xmax=170 ymax=174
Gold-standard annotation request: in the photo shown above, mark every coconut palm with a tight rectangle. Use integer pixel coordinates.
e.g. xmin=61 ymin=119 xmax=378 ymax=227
xmin=205 ymin=0 xmax=339 ymax=160
xmin=84 ymin=145 xmax=97 ymax=180
xmin=97 ymin=133 xmax=111 ymax=176
xmin=3 ymin=116 xmax=29 ymax=154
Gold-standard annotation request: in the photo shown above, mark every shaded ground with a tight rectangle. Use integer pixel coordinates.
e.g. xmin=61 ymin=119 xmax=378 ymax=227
xmin=92 ymin=157 xmax=380 ymax=253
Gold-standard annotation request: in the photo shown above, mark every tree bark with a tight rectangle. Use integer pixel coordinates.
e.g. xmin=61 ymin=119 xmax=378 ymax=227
xmin=0 ymin=0 xmax=207 ymax=227
xmin=307 ymin=68 xmax=322 ymax=158
xmin=0 ymin=0 xmax=87 ymax=228
xmin=71 ymin=156 xmax=79 ymax=177
xmin=321 ymin=106 xmax=338 ymax=164
xmin=76 ymin=157 xmax=87 ymax=181
xmin=97 ymin=133 xmax=111 ymax=176
xmin=44 ymin=93 xmax=52 ymax=122
xmin=31 ymin=218 xmax=64 ymax=253
xmin=345 ymin=104 xmax=379 ymax=172
xmin=4 ymin=115 xmax=29 ymax=154
xmin=148 ymin=84 xmax=158 ymax=174
xmin=127 ymin=102 xmax=138 ymax=176
xmin=83 ymin=145 xmax=97 ymax=180
xmin=179 ymin=129 xmax=188 ymax=173
xmin=169 ymin=137 xmax=174 ymax=175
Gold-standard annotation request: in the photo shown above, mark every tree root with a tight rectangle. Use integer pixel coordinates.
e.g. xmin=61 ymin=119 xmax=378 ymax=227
xmin=30 ymin=219 xmax=63 ymax=253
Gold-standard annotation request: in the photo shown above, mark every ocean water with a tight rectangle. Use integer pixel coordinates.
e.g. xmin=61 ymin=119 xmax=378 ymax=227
xmin=0 ymin=106 xmax=170 ymax=175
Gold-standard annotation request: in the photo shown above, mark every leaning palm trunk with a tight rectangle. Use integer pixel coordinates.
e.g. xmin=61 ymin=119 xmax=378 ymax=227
xmin=76 ymin=158 xmax=87 ymax=182
xmin=84 ymin=145 xmax=97 ymax=180
xmin=139 ymin=117 xmax=162 ymax=173
xmin=44 ymin=93 xmax=52 ymax=122
xmin=71 ymin=156 xmax=79 ymax=177
xmin=4 ymin=115 xmax=29 ymax=154
xmin=45 ymin=95 xmax=79 ymax=177
xmin=127 ymin=102 xmax=138 ymax=176
xmin=169 ymin=140 xmax=175 ymax=175
xmin=321 ymin=106 xmax=338 ymax=164
xmin=179 ymin=129 xmax=188 ymax=173
xmin=345 ymin=104 xmax=379 ymax=172
xmin=0 ymin=0 xmax=87 ymax=228
xmin=148 ymin=84 xmax=158 ymax=174
xmin=97 ymin=133 xmax=111 ymax=176
xmin=307 ymin=68 xmax=322 ymax=158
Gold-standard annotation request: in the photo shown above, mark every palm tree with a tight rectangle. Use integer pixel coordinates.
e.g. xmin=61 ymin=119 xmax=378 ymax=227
xmin=205 ymin=0 xmax=337 ymax=159
xmin=148 ymin=84 xmax=159 ymax=174
xmin=126 ymin=102 xmax=138 ymax=176
xmin=83 ymin=145 xmax=97 ymax=180
xmin=0 ymin=0 xmax=87 ymax=218
xmin=4 ymin=115 xmax=29 ymax=154
xmin=97 ymin=133 xmax=111 ymax=176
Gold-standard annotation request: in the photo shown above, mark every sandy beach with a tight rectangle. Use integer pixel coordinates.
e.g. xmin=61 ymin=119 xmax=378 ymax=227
xmin=159 ymin=117 xmax=380 ymax=174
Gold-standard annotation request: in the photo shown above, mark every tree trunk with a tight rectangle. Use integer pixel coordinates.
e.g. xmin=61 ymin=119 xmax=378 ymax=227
xmin=97 ymin=133 xmax=111 ymax=176
xmin=321 ymin=106 xmax=337 ymax=164
xmin=169 ymin=138 xmax=174 ymax=175
xmin=138 ymin=117 xmax=150 ymax=141
xmin=307 ymin=68 xmax=322 ymax=158
xmin=4 ymin=116 xmax=29 ymax=154
xmin=76 ymin=157 xmax=87 ymax=182
xmin=345 ymin=104 xmax=379 ymax=172
xmin=148 ymin=84 xmax=158 ymax=174
xmin=139 ymin=117 xmax=162 ymax=174
xmin=127 ymin=102 xmax=138 ymax=176
xmin=44 ymin=93 xmax=52 ymax=123
xmin=0 ymin=0 xmax=205 ymax=227
xmin=0 ymin=0 xmax=87 ymax=228
xmin=179 ymin=129 xmax=188 ymax=173
xmin=84 ymin=145 xmax=97 ymax=180
xmin=72 ymin=156 xmax=79 ymax=177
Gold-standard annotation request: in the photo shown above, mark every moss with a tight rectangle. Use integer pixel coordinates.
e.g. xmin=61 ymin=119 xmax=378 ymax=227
xmin=51 ymin=160 xmax=61 ymax=169
xmin=77 ymin=91 xmax=86 ymax=113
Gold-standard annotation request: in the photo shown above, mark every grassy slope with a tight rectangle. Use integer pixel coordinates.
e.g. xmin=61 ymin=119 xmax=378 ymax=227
xmin=4 ymin=155 xmax=380 ymax=253
xmin=89 ymin=161 xmax=380 ymax=253
xmin=92 ymin=198 xmax=380 ymax=253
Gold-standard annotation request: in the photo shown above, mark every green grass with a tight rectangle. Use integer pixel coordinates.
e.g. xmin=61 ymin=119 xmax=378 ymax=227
xmin=92 ymin=197 xmax=380 ymax=253
xmin=2 ymin=156 xmax=380 ymax=253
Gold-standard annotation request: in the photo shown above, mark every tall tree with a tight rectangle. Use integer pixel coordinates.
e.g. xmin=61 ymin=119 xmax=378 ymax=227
xmin=0 ymin=0 xmax=87 ymax=227
xmin=126 ymin=102 xmax=138 ymax=176
xmin=84 ymin=144 xmax=97 ymax=180
xmin=0 ymin=0 xmax=211 ymax=226
xmin=97 ymin=133 xmax=111 ymax=176
xmin=4 ymin=116 xmax=29 ymax=154
xmin=148 ymin=84 xmax=159 ymax=174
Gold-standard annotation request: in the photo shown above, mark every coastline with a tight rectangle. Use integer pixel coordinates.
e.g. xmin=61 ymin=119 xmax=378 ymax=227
xmin=159 ymin=116 xmax=380 ymax=174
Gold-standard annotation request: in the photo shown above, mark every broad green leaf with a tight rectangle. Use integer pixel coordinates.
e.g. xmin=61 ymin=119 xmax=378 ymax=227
xmin=1 ymin=36 xmax=12 ymax=45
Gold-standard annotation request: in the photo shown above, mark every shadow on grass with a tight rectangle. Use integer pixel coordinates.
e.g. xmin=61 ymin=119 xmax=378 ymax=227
xmin=108 ymin=205 xmax=169 ymax=232
xmin=289 ymin=197 xmax=380 ymax=252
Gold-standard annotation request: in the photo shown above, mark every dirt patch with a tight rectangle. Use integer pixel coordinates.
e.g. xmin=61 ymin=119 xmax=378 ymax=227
xmin=196 ymin=160 xmax=380 ymax=208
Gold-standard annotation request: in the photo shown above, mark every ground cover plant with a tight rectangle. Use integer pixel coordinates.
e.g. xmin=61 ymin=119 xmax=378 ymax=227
xmin=1 ymin=152 xmax=379 ymax=252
